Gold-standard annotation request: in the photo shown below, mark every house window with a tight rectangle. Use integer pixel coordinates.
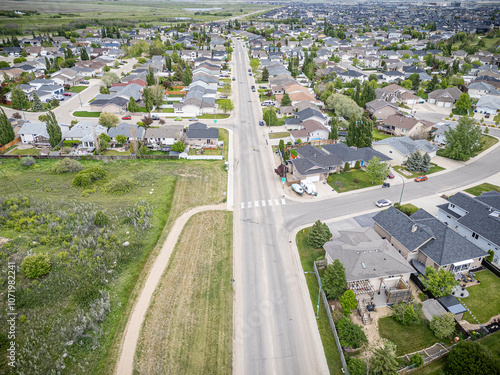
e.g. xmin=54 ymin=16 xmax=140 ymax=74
xmin=389 ymin=150 xmax=392 ymax=153
xmin=472 ymin=233 xmax=479 ymax=240
xmin=478 ymin=258 xmax=482 ymax=262
xmin=447 ymin=215 xmax=451 ymax=219
xmin=450 ymin=204 xmax=455 ymax=208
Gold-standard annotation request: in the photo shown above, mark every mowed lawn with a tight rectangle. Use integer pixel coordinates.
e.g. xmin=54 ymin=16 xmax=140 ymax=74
xmin=135 ymin=211 xmax=233 ymax=375
xmin=378 ymin=316 xmax=439 ymax=356
xmin=296 ymin=229 xmax=343 ymax=375
xmin=465 ymin=183 xmax=500 ymax=196
xmin=458 ymin=270 xmax=500 ymax=324
xmin=328 ymin=169 xmax=383 ymax=192
xmin=393 ymin=163 xmax=445 ymax=179
xmin=479 ymin=135 xmax=499 ymax=154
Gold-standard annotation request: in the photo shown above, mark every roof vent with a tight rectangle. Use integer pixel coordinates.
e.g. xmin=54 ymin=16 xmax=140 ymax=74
xmin=361 ymin=262 xmax=366 ymax=269
xmin=411 ymin=224 xmax=418 ymax=233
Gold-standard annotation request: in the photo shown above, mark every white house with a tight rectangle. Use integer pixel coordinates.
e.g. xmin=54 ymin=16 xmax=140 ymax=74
xmin=476 ymin=95 xmax=500 ymax=115
xmin=372 ymin=137 xmax=437 ymax=165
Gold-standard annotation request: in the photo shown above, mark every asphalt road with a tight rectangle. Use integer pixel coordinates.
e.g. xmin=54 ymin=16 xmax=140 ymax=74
xmin=231 ymin=40 xmax=329 ymax=375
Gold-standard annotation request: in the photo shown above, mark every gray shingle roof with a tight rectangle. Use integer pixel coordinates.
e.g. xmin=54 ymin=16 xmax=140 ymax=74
xmin=289 ymin=158 xmax=330 ymax=176
xmin=373 ymin=137 xmax=437 ymax=156
xmin=186 ymin=122 xmax=219 ymax=139
xmin=107 ymin=123 xmax=145 ymax=139
xmin=438 ymin=191 xmax=500 ymax=247
xmin=296 ymin=144 xmax=343 ymax=168
xmin=322 ymin=143 xmax=391 ymax=163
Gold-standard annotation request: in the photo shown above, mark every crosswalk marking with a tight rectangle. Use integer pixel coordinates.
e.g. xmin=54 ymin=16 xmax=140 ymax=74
xmin=275 ymin=199 xmax=279 ymax=205
xmin=255 ymin=201 xmax=259 ymax=207
xmin=240 ymin=198 xmax=287 ymax=210
xmin=268 ymin=200 xmax=273 ymax=206
xmin=248 ymin=202 xmax=252 ymax=208
xmin=241 ymin=202 xmax=245 ymax=209
xmin=281 ymin=199 xmax=286 ymax=205
xmin=261 ymin=200 xmax=266 ymax=207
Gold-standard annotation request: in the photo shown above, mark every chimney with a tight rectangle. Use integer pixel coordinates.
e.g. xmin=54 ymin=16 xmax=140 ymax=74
xmin=411 ymin=224 xmax=418 ymax=233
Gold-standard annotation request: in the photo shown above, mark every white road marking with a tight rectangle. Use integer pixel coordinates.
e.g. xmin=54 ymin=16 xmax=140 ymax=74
xmin=241 ymin=202 xmax=245 ymax=209
xmin=275 ymin=199 xmax=279 ymax=205
xmin=281 ymin=199 xmax=286 ymax=205
xmin=261 ymin=200 xmax=266 ymax=206
xmin=248 ymin=202 xmax=252 ymax=208
xmin=268 ymin=200 xmax=273 ymax=206
xmin=255 ymin=201 xmax=259 ymax=207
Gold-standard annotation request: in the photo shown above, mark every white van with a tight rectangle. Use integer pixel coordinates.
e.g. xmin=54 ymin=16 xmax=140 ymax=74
xmin=261 ymin=100 xmax=275 ymax=106
xmin=300 ymin=180 xmax=317 ymax=195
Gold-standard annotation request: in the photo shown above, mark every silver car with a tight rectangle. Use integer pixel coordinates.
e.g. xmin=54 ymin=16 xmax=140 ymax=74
xmin=375 ymin=199 xmax=392 ymax=208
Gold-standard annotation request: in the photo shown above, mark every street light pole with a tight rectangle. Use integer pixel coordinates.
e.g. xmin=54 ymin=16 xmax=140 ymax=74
xmin=398 ymin=173 xmax=405 ymax=206
xmin=305 ymin=271 xmax=321 ymax=318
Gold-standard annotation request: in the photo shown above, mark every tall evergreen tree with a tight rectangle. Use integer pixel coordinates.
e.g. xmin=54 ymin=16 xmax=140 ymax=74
xmin=45 ymin=111 xmax=61 ymax=148
xmin=0 ymin=108 xmax=15 ymax=146
xmin=322 ymin=259 xmax=347 ymax=300
xmin=262 ymin=66 xmax=269 ymax=81
xmin=80 ymin=48 xmax=89 ymax=61
xmin=146 ymin=67 xmax=155 ymax=86
xmin=32 ymin=92 xmax=43 ymax=112
xmin=10 ymin=85 xmax=26 ymax=110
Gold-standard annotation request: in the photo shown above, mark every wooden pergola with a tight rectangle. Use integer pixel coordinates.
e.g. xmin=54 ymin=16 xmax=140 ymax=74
xmin=347 ymin=280 xmax=375 ymax=296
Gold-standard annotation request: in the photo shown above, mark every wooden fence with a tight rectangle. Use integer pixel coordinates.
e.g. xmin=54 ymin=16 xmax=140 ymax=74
xmin=0 ymin=154 xmax=179 ymax=160
xmin=0 ymin=137 xmax=21 ymax=153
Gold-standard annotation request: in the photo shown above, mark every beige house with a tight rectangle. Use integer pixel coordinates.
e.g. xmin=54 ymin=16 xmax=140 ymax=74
xmin=373 ymin=207 xmax=486 ymax=274
xmin=379 ymin=114 xmax=431 ymax=138
xmin=365 ymin=100 xmax=398 ymax=120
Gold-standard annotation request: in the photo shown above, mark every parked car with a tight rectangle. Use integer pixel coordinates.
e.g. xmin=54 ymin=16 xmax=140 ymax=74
xmin=375 ymin=199 xmax=392 ymax=207
xmin=249 ymin=73 xmax=252 ymax=76
xmin=151 ymin=115 xmax=160 ymax=120
xmin=291 ymin=183 xmax=304 ymax=195
xmin=382 ymin=182 xmax=390 ymax=188
xmin=189 ymin=117 xmax=199 ymax=121
xmin=80 ymin=80 xmax=89 ymax=84
xmin=160 ymin=147 xmax=172 ymax=152
xmin=485 ymin=114 xmax=490 ymax=119
xmin=252 ymin=88 xmax=256 ymax=92
xmin=232 ymin=77 xmax=236 ymax=81
xmin=414 ymin=175 xmax=428 ymax=182
xmin=387 ymin=173 xmax=394 ymax=179
xmin=259 ymin=121 xmax=264 ymax=126
xmin=174 ymin=117 xmax=182 ymax=121
xmin=121 ymin=115 xmax=132 ymax=120
xmin=63 ymin=92 xmax=72 ymax=97
xmin=248 ymin=69 xmax=251 ymax=72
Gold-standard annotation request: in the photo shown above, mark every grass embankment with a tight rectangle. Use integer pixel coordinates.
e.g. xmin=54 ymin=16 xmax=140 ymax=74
xmin=0 ymin=158 xmax=227 ymax=375
xmin=378 ymin=316 xmax=440 ymax=356
xmin=296 ymin=228 xmax=344 ymax=375
xmin=218 ymin=127 xmax=229 ymax=159
xmin=68 ymin=86 xmax=87 ymax=93
xmin=465 ymin=183 xmax=500 ymax=196
xmin=373 ymin=128 xmax=391 ymax=140
xmin=437 ymin=135 xmax=498 ymax=159
xmin=393 ymin=163 xmax=445 ymax=179
xmin=73 ymin=111 xmax=101 ymax=117
xmin=269 ymin=132 xmax=290 ymax=139
xmin=7 ymin=147 xmax=40 ymax=155
xmin=135 ymin=211 xmax=232 ymax=374
xmin=458 ymin=270 xmax=500 ymax=324
xmin=328 ymin=170 xmax=383 ymax=192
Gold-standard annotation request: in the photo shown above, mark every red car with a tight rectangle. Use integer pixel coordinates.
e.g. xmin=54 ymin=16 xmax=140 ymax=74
xmin=121 ymin=115 xmax=132 ymax=120
xmin=63 ymin=92 xmax=72 ymax=96
xmin=414 ymin=175 xmax=428 ymax=182
xmin=387 ymin=173 xmax=395 ymax=179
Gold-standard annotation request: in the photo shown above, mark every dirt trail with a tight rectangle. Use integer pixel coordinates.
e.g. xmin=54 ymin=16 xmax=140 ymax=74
xmin=115 ymin=203 xmax=227 ymax=375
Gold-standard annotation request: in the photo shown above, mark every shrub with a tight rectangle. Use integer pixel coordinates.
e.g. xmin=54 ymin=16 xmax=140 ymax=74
xmin=72 ymin=166 xmax=107 ymax=187
xmin=409 ymin=353 xmax=424 ymax=368
xmin=21 ymin=254 xmax=51 ymax=279
xmin=94 ymin=210 xmax=109 ymax=227
xmin=102 ymin=176 xmax=133 ymax=194
xmin=62 ymin=140 xmax=80 ymax=147
xmin=52 ymin=158 xmax=83 ymax=173
xmin=392 ymin=302 xmax=421 ymax=325
xmin=73 ymin=279 xmax=101 ymax=307
xmin=430 ymin=312 xmax=456 ymax=339
xmin=344 ymin=162 xmax=350 ymax=171
xmin=353 ymin=178 xmax=359 ymax=184
xmin=61 ymin=147 xmax=72 ymax=154
xmin=337 ymin=317 xmax=367 ymax=349
xmin=354 ymin=160 xmax=361 ymax=169
xmin=347 ymin=357 xmax=366 ymax=375
xmin=21 ymin=157 xmax=35 ymax=167
xmin=331 ymin=309 xmax=344 ymax=323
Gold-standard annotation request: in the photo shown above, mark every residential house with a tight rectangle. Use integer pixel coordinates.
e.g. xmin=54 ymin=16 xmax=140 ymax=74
xmin=433 ymin=123 xmax=457 ymax=146
xmin=324 ymin=227 xmax=415 ymax=305
xmin=185 ymin=122 xmax=219 ymax=147
xmin=288 ymin=144 xmax=340 ymax=182
xmin=144 ymin=126 xmax=183 ymax=146
xmin=437 ymin=191 xmax=500 ymax=266
xmin=379 ymin=114 xmax=432 ymax=138
xmin=366 ymin=100 xmax=399 ymax=120
xmin=476 ymin=95 xmax=500 ymax=114
xmin=289 ymin=119 xmax=330 ymax=143
xmin=108 ymin=123 xmax=145 ymax=142
xmin=322 ymin=142 xmax=391 ymax=168
xmin=296 ymin=107 xmax=329 ymax=126
xmin=51 ymin=68 xmax=83 ymax=86
xmin=373 ymin=207 xmax=487 ymax=274
xmin=338 ymin=69 xmax=366 ymax=83
xmin=428 ymin=87 xmax=462 ymax=108
xmin=373 ymin=136 xmax=437 ymax=165
xmin=467 ymin=81 xmax=500 ymax=99
xmin=63 ymin=121 xmax=107 ymax=150
xmin=381 ymin=70 xmax=406 ymax=83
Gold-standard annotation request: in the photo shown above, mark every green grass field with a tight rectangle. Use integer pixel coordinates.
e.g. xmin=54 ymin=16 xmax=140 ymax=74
xmin=328 ymin=169 xmax=383 ymax=192
xmin=465 ymin=183 xmax=500 ymax=196
xmin=0 ymin=158 xmax=227 ymax=374
xmin=378 ymin=316 xmax=439 ymax=356
xmin=7 ymin=147 xmax=40 ymax=155
xmin=373 ymin=128 xmax=391 ymax=140
xmin=393 ymin=163 xmax=445 ymax=179
xmin=458 ymin=270 xmax=500 ymax=324
xmin=296 ymin=228 xmax=344 ymax=375
xmin=68 ymin=86 xmax=87 ymax=93
xmin=480 ymin=135 xmax=499 ymax=153
xmin=269 ymin=132 xmax=290 ymax=139
xmin=218 ymin=127 xmax=229 ymax=159
xmin=73 ymin=110 xmax=101 ymax=117
xmin=135 ymin=211 xmax=232 ymax=374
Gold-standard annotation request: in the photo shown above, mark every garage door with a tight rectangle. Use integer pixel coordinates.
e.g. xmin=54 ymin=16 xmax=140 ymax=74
xmin=437 ymin=102 xmax=443 ymax=107
xmin=306 ymin=176 xmax=320 ymax=183
xmin=444 ymin=102 xmax=451 ymax=108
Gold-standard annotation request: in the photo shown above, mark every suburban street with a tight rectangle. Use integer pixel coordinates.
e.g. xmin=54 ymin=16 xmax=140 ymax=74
xmin=231 ymin=40 xmax=329 ymax=375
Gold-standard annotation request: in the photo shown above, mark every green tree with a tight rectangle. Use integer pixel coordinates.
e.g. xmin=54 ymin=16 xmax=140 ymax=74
xmin=430 ymin=312 xmax=455 ymax=339
xmin=45 ymin=110 xmax=62 ymax=148
xmin=455 ymin=92 xmax=471 ymax=114
xmin=128 ymin=97 xmax=140 ymax=112
xmin=80 ymin=48 xmax=89 ymax=61
xmin=409 ymin=353 xmax=424 ymax=368
xmin=98 ymin=112 xmax=119 ymax=129
xmin=150 ymin=85 xmax=164 ymax=107
xmin=172 ymin=140 xmax=185 ymax=153
xmin=0 ymin=108 xmax=15 ymax=146
xmin=329 ymin=120 xmax=338 ymax=140
xmin=278 ymin=139 xmax=285 ymax=152
xmin=427 ymin=74 xmax=439 ymax=93
xmin=98 ymin=132 xmax=111 ymax=150
xmin=281 ymin=92 xmax=291 ymax=106
xmin=308 ymin=220 xmax=330 ymax=248
xmin=263 ymin=107 xmax=278 ymax=126
xmin=420 ymin=266 xmax=458 ymax=298
xmin=337 ymin=317 xmax=367 ymax=349
xmin=250 ymin=58 xmax=260 ymax=70
xmin=339 ymin=290 xmax=358 ymax=315
xmin=445 ymin=340 xmax=500 ymax=375
xmin=370 ymin=340 xmax=399 ymax=375
xmin=10 ymin=85 xmax=26 ymax=110
xmin=218 ymin=99 xmax=234 ymax=113
xmin=392 ymin=301 xmax=420 ymax=325
xmin=143 ymin=87 xmax=153 ymax=112
xmin=102 ymin=72 xmax=120 ymax=88
xmin=326 ymin=93 xmax=363 ymax=120
xmin=261 ymin=67 xmax=269 ymax=82
xmin=31 ymin=92 xmax=43 ymax=112
xmin=322 ymin=259 xmax=347 ymax=300
xmin=409 ymin=73 xmax=421 ymax=91
xmin=346 ymin=116 xmax=373 ymax=148
xmin=365 ymin=156 xmax=389 ymax=184
xmin=21 ymin=254 xmax=51 ymax=279
xmin=146 ymin=67 xmax=155 ymax=86
xmin=347 ymin=358 xmax=366 ymax=375
xmin=183 ymin=66 xmax=192 ymax=86
xmin=405 ymin=152 xmax=424 ymax=172
xmin=115 ymin=134 xmax=127 ymax=145
xmin=443 ymin=116 xmax=484 ymax=161
xmin=401 ymin=79 xmax=412 ymax=90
